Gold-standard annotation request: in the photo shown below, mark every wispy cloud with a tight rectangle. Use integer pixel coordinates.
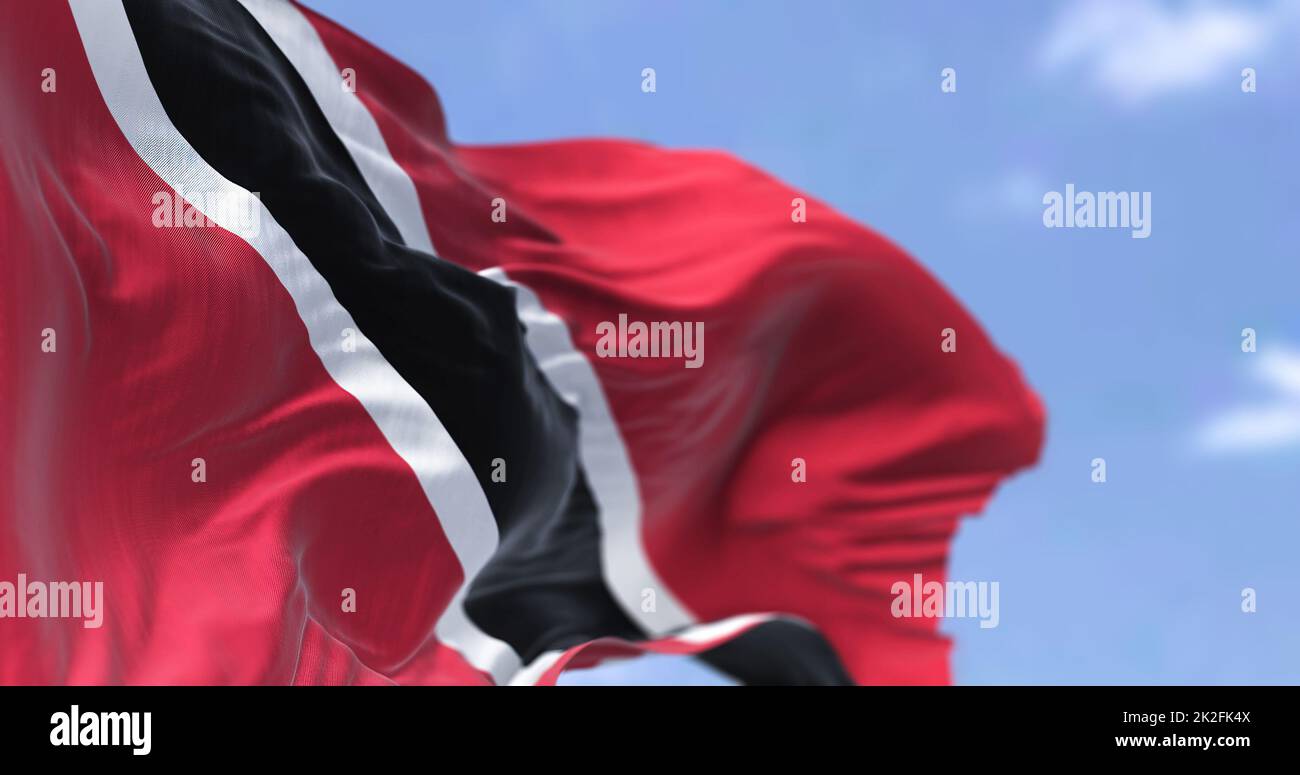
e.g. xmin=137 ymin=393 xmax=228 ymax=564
xmin=1040 ymin=0 xmax=1299 ymax=105
xmin=1197 ymin=347 xmax=1300 ymax=454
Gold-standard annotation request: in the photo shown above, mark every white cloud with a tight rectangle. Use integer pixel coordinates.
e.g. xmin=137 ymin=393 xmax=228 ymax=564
xmin=1040 ymin=0 xmax=1299 ymax=104
xmin=1197 ymin=347 xmax=1300 ymax=454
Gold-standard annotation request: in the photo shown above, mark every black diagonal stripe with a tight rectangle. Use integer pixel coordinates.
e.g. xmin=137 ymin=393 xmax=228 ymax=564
xmin=119 ymin=0 xmax=642 ymax=662
xmin=699 ymin=620 xmax=854 ymax=686
xmin=119 ymin=0 xmax=855 ymax=685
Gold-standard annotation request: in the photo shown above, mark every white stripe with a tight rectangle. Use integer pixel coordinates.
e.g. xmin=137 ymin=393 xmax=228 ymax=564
xmin=508 ymin=651 xmax=564 ymax=686
xmin=672 ymin=613 xmax=771 ymax=645
xmin=69 ymin=0 xmax=519 ymax=683
xmin=234 ymin=0 xmax=435 ymax=256
xmin=480 ymin=270 xmax=695 ymax=633
xmin=235 ymin=0 xmax=699 ymax=639
xmin=512 ymin=614 xmax=775 ymax=685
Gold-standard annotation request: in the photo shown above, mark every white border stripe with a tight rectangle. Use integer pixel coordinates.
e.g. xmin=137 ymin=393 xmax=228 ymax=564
xmin=242 ymin=0 xmax=698 ymax=638
xmin=508 ymin=651 xmax=564 ymax=686
xmin=672 ymin=613 xmax=770 ymax=645
xmin=480 ymin=270 xmax=695 ymax=633
xmin=69 ymin=0 xmax=519 ymax=683
xmin=513 ymin=614 xmax=775 ymax=685
xmin=235 ymin=0 xmax=435 ymax=256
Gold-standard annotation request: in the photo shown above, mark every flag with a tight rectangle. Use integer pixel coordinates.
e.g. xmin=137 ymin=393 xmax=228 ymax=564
xmin=0 ymin=0 xmax=1044 ymax=685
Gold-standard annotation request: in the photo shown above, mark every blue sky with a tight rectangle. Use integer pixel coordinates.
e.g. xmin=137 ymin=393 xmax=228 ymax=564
xmin=304 ymin=0 xmax=1300 ymax=684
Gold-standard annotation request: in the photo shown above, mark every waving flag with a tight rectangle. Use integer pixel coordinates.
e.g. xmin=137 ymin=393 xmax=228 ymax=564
xmin=0 ymin=0 xmax=1043 ymax=685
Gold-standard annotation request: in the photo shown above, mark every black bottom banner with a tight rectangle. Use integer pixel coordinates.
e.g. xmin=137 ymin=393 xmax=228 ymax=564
xmin=0 ymin=685 xmax=1286 ymax=763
